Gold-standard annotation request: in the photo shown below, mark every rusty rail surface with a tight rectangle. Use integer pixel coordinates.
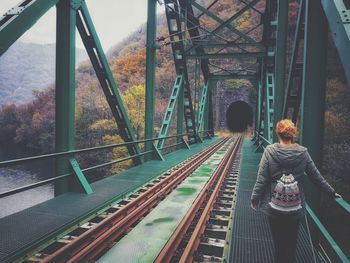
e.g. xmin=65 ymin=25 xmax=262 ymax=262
xmin=39 ymin=138 xmax=227 ymax=263
xmin=155 ymin=135 xmax=243 ymax=263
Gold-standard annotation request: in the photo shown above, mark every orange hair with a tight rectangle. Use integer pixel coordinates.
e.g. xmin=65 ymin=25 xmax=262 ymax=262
xmin=276 ymin=119 xmax=297 ymax=139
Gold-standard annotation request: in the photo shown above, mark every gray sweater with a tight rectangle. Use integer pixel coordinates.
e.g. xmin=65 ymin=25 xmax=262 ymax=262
xmin=251 ymin=143 xmax=336 ymax=218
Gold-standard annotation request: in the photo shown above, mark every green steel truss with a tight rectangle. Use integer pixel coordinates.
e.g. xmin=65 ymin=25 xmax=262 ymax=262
xmin=164 ymin=0 xmax=198 ymax=144
xmin=157 ymin=74 xmax=185 ymax=149
xmin=76 ymin=2 xmax=141 ymax=164
xmin=256 ymin=0 xmax=277 ymax=146
xmin=0 ymin=0 xmax=60 ymax=56
xmin=1 ymin=0 xmax=350 ymax=261
xmin=321 ymin=0 xmax=350 ymax=85
xmin=282 ymin=0 xmax=305 ymax=123
xmin=196 ymin=81 xmax=209 ymax=134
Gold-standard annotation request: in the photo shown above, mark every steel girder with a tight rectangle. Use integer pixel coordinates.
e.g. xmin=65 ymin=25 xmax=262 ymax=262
xmin=76 ymin=2 xmax=142 ymax=165
xmin=55 ymin=0 xmax=78 ymax=195
xmin=186 ymin=52 xmax=265 ymax=59
xmin=256 ymin=0 xmax=276 ymax=145
xmin=273 ymin=0 xmax=288 ymax=141
xmin=189 ymin=0 xmax=265 ymax=50
xmin=196 ymin=81 xmax=209 ymax=134
xmin=282 ymin=0 xmax=305 ymax=123
xmin=321 ymin=0 xmax=350 ymax=85
xmin=0 ymin=0 xmax=142 ymax=166
xmin=0 ymin=0 xmax=60 ymax=56
xmin=178 ymin=0 xmax=213 ymax=135
xmin=145 ymin=0 xmax=158 ymax=160
xmin=164 ymin=0 xmax=198 ymax=143
xmin=157 ymin=75 xmax=185 ymax=149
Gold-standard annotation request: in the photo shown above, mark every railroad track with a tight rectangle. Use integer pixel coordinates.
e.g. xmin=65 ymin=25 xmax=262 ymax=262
xmin=27 ymin=137 xmax=229 ymax=263
xmin=156 ymin=135 xmax=243 ymax=263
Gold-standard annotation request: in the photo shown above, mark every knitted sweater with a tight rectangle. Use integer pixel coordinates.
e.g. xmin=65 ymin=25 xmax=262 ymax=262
xmin=251 ymin=143 xmax=336 ymax=219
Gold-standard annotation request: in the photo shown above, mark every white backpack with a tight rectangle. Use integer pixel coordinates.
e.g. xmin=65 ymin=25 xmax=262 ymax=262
xmin=269 ymin=173 xmax=302 ymax=213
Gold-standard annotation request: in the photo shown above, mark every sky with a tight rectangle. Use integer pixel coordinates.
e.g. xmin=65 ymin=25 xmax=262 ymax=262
xmin=0 ymin=0 xmax=164 ymax=51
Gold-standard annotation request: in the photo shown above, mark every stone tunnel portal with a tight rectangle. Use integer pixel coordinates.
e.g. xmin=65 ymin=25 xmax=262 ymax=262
xmin=226 ymin=101 xmax=253 ymax=132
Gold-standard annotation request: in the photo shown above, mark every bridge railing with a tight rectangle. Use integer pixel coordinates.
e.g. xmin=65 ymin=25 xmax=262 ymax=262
xmin=252 ymin=131 xmax=350 ymax=262
xmin=0 ymin=131 xmax=213 ymax=199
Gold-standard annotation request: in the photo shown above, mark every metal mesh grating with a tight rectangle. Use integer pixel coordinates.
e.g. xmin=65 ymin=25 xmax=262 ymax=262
xmin=230 ymin=140 xmax=322 ymax=263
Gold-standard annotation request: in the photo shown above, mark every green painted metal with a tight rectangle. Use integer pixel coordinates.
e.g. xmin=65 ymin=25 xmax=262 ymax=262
xmin=178 ymin=0 xmax=210 ymax=80
xmin=145 ymin=0 xmax=157 ymax=161
xmin=335 ymin=198 xmax=350 ymax=214
xmin=273 ymin=0 xmax=288 ymax=142
xmin=152 ymin=144 xmax=165 ymax=161
xmin=306 ymin=204 xmax=350 ymax=262
xmin=207 ymin=82 xmax=214 ymax=136
xmin=76 ymin=2 xmax=141 ymax=164
xmin=321 ymin=0 xmax=350 ymax=85
xmin=282 ymin=0 xmax=305 ymax=122
xmin=186 ymin=52 xmax=265 ymax=59
xmin=0 ymin=139 xmax=220 ymax=263
xmin=263 ymin=72 xmax=274 ymax=143
xmin=299 ymin=0 xmax=328 ymax=224
xmin=69 ymin=158 xmax=93 ymax=194
xmin=210 ymin=0 xmax=260 ymax=35
xmin=256 ymin=80 xmax=262 ymax=133
xmin=182 ymin=138 xmax=190 ymax=149
xmin=189 ymin=0 xmax=265 ymax=50
xmin=54 ymin=0 xmax=76 ymax=196
xmin=157 ymin=75 xmax=184 ymax=149
xmin=188 ymin=42 xmax=266 ymax=50
xmin=177 ymin=81 xmax=184 ymax=147
xmin=197 ymin=81 xmax=209 ymax=134
xmin=208 ymin=74 xmax=257 ymax=81
xmin=164 ymin=0 xmax=197 ymax=144
xmin=0 ymin=0 xmax=60 ymax=56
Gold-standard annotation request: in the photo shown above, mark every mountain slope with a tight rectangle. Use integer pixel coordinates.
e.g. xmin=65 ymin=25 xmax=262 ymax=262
xmin=0 ymin=41 xmax=86 ymax=104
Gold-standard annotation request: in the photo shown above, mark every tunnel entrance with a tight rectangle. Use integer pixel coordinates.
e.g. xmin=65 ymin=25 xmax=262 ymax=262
xmin=226 ymin=101 xmax=253 ymax=132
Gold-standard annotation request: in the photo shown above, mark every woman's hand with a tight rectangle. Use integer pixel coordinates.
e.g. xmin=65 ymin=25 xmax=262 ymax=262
xmin=251 ymin=200 xmax=258 ymax=210
xmin=334 ymin=193 xmax=342 ymax=199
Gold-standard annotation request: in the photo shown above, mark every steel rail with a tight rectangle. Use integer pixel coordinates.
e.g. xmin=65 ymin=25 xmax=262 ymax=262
xmin=179 ymin=136 xmax=243 ymax=262
xmin=64 ymin=138 xmax=227 ymax=263
xmin=155 ymin=135 xmax=243 ymax=263
xmin=40 ymin=138 xmax=227 ymax=263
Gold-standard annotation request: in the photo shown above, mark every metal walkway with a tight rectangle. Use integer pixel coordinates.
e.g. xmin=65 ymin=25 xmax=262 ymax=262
xmin=0 ymin=138 xmax=219 ymax=263
xmin=230 ymin=139 xmax=321 ymax=262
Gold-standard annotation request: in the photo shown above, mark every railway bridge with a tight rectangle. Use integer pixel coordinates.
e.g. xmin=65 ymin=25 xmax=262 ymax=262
xmin=0 ymin=0 xmax=349 ymax=262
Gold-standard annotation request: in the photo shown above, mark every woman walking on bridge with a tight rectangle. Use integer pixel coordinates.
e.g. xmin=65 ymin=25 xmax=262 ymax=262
xmin=250 ymin=119 xmax=341 ymax=263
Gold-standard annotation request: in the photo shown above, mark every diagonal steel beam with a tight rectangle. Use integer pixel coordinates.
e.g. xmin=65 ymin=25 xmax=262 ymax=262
xmin=210 ymin=0 xmax=260 ymax=35
xmin=186 ymin=51 xmax=264 ymax=59
xmin=189 ymin=0 xmax=265 ymax=50
xmin=0 ymin=0 xmax=60 ymax=56
xmin=77 ymin=2 xmax=142 ymax=164
xmin=209 ymin=74 xmax=257 ymax=80
xmin=197 ymin=0 xmax=219 ymax=19
xmin=321 ymin=0 xmax=350 ymax=85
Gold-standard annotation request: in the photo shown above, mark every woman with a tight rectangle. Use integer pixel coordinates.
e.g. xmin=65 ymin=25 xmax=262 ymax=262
xmin=250 ymin=119 xmax=341 ymax=263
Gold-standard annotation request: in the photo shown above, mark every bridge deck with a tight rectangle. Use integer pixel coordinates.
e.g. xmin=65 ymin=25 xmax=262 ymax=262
xmin=0 ymin=138 xmax=219 ymax=263
xmin=230 ymin=139 xmax=321 ymax=262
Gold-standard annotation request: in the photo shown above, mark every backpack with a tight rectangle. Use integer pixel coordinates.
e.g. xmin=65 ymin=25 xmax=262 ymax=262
xmin=269 ymin=173 xmax=302 ymax=213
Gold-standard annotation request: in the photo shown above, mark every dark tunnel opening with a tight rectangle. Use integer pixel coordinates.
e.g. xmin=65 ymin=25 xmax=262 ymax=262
xmin=226 ymin=101 xmax=253 ymax=132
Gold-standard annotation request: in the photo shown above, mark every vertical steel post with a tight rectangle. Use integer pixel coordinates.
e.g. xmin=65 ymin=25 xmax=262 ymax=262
xmin=273 ymin=0 xmax=288 ymax=142
xmin=145 ymin=0 xmax=157 ymax=160
xmin=55 ymin=0 xmax=76 ymax=196
xmin=177 ymin=82 xmax=184 ymax=147
xmin=300 ymin=0 xmax=328 ymax=239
